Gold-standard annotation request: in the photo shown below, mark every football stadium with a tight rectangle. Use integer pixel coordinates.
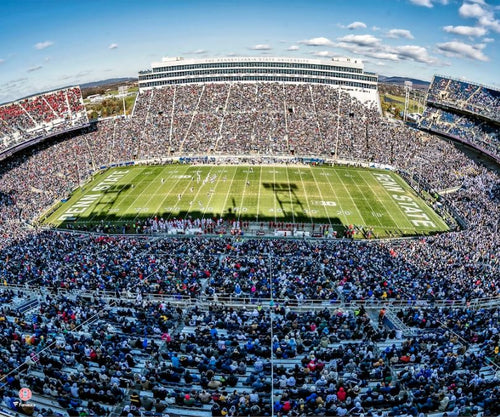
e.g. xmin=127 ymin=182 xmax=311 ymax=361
xmin=0 ymin=3 xmax=499 ymax=417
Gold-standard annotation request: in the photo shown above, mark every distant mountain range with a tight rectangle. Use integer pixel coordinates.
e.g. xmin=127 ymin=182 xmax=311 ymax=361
xmin=80 ymin=78 xmax=137 ymax=89
xmin=378 ymin=75 xmax=430 ymax=88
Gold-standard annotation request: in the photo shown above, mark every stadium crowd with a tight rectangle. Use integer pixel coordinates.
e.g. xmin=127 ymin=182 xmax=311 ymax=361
xmin=420 ymin=76 xmax=500 ymax=160
xmin=418 ymin=107 xmax=499 ymax=159
xmin=426 ymin=76 xmax=500 ymax=123
xmin=0 ymin=81 xmax=499 ymax=416
xmin=131 ymin=83 xmax=382 ymax=158
xmin=0 ymin=283 xmax=498 ymax=417
xmin=0 ymin=87 xmax=88 ymax=156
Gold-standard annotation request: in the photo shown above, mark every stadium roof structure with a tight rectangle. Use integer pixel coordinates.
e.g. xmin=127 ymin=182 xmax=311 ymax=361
xmin=150 ymin=55 xmax=368 ymax=69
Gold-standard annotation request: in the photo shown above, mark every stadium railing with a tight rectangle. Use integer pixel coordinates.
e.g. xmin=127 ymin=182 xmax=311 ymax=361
xmin=3 ymin=284 xmax=493 ymax=311
xmin=0 ymin=123 xmax=91 ymax=162
xmin=417 ymin=125 xmax=500 ymax=163
xmin=426 ymin=100 xmax=500 ymax=126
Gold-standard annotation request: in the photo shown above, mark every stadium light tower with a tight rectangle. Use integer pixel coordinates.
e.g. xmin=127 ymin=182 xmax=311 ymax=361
xmin=118 ymin=85 xmax=128 ymax=118
xmin=403 ymin=81 xmax=412 ymax=122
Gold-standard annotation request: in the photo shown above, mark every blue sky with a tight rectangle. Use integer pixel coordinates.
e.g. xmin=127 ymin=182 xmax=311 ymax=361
xmin=0 ymin=0 xmax=499 ymax=103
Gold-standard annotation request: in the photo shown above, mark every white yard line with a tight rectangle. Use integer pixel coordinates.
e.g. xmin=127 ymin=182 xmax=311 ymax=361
xmin=319 ymin=166 xmax=347 ymax=224
xmin=256 ymin=166 xmax=263 ymax=222
xmin=370 ymin=171 xmax=442 ymax=232
xmin=152 ymin=165 xmax=196 ymax=221
xmin=360 ymin=171 xmax=409 ymax=231
xmin=329 ymin=168 xmax=368 ymax=226
xmin=284 ymin=166 xmax=296 ymax=224
xmin=124 ymin=168 xmax=169 ymax=223
xmin=85 ymin=168 xmax=143 ymax=224
xmin=179 ymin=165 xmax=218 ymax=223
xmin=201 ymin=166 xmax=228 ymax=220
xmin=296 ymin=167 xmax=314 ymax=226
xmin=131 ymin=168 xmax=178 ymax=222
xmin=219 ymin=166 xmax=240 ymax=219
xmin=347 ymin=171 xmax=386 ymax=230
xmin=237 ymin=167 xmax=252 ymax=224
xmin=309 ymin=167 xmax=332 ymax=228
xmin=272 ymin=168 xmax=277 ymax=225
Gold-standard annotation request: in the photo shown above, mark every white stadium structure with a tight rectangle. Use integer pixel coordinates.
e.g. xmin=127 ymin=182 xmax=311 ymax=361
xmin=139 ymin=56 xmax=380 ymax=109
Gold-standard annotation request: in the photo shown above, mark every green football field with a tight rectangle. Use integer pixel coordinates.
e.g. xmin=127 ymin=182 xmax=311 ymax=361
xmin=41 ymin=164 xmax=449 ymax=238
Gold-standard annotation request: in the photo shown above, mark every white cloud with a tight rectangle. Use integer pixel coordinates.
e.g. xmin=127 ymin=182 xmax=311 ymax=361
xmin=287 ymin=45 xmax=299 ymax=51
xmin=436 ymin=40 xmax=489 ymax=61
xmin=443 ymin=25 xmax=487 ymax=36
xmin=74 ymin=70 xmax=92 ymax=78
xmin=27 ymin=65 xmax=43 ymax=72
xmin=60 ymin=70 xmax=94 ymax=82
xmin=479 ymin=15 xmax=500 ymax=32
xmin=347 ymin=21 xmax=367 ymax=30
xmin=457 ymin=1 xmax=500 ymax=33
xmin=188 ymin=49 xmax=207 ymax=54
xmin=393 ymin=45 xmax=436 ymax=63
xmin=34 ymin=41 xmax=53 ymax=50
xmin=249 ymin=44 xmax=272 ymax=50
xmin=0 ymin=78 xmax=29 ymax=96
xmin=1 ymin=77 xmax=28 ymax=88
xmin=299 ymin=37 xmax=335 ymax=46
xmin=364 ymin=51 xmax=400 ymax=61
xmin=0 ymin=59 xmax=4 ymax=64
xmin=108 ymin=43 xmax=118 ymax=49
xmin=409 ymin=0 xmax=434 ymax=7
xmin=333 ymin=34 xmax=441 ymax=64
xmin=482 ymin=37 xmax=495 ymax=42
xmin=300 ymin=32 xmax=442 ymax=66
xmin=409 ymin=0 xmax=448 ymax=7
xmin=337 ymin=34 xmax=381 ymax=46
xmin=364 ymin=59 xmax=388 ymax=67
xmin=387 ymin=29 xmax=415 ymax=39
xmin=459 ymin=2 xmax=486 ymax=18
xmin=311 ymin=51 xmax=334 ymax=57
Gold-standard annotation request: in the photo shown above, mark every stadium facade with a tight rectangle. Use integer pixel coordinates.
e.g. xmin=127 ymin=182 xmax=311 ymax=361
xmin=138 ymin=56 xmax=379 ymax=106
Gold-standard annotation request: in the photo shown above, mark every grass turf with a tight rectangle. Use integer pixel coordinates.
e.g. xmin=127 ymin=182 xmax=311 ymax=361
xmin=40 ymin=164 xmax=449 ymax=238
